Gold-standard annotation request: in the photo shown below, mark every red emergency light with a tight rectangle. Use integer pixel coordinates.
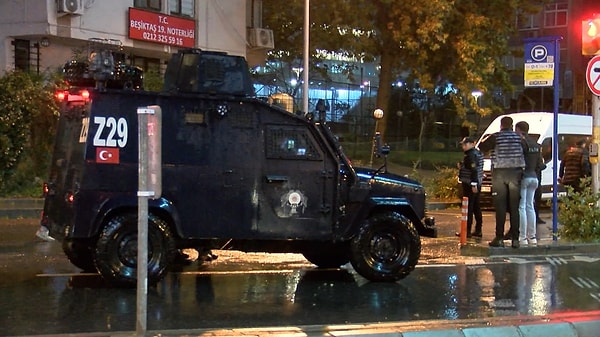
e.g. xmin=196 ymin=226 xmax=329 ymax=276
xmin=55 ymin=89 xmax=91 ymax=102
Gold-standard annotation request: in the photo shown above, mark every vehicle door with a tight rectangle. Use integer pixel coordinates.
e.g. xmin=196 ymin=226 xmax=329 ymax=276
xmin=260 ymin=124 xmax=338 ymax=239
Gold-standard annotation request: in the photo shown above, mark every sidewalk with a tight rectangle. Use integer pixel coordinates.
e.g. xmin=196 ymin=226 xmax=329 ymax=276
xmin=23 ymin=310 xmax=600 ymax=337
xmin=0 ymin=198 xmax=43 ymax=219
xmin=458 ymin=207 xmax=600 ymax=258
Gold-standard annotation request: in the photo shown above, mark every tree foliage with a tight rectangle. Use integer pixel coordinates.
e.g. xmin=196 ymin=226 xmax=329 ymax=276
xmin=263 ymin=0 xmax=545 ymax=137
xmin=0 ymin=71 xmax=60 ymax=194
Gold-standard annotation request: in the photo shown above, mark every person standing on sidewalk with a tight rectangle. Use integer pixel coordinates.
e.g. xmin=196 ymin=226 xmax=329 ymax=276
xmin=515 ymin=121 xmax=545 ymax=246
xmin=479 ymin=116 xmax=525 ymax=248
xmin=559 ymin=139 xmax=586 ymax=193
xmin=457 ymin=137 xmax=484 ymax=238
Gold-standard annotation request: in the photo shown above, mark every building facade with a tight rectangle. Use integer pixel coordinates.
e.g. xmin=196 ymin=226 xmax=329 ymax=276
xmin=0 ymin=0 xmax=271 ymax=76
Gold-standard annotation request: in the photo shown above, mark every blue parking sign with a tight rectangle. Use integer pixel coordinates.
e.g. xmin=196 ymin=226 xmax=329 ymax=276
xmin=524 ymin=40 xmax=556 ymax=87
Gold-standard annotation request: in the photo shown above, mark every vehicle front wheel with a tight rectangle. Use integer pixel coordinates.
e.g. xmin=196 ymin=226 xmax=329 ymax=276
xmin=94 ymin=212 xmax=176 ymax=287
xmin=349 ymin=212 xmax=420 ymax=282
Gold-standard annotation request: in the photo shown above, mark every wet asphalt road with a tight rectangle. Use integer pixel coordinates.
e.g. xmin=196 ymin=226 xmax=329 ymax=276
xmin=1 ymin=212 xmax=600 ymax=336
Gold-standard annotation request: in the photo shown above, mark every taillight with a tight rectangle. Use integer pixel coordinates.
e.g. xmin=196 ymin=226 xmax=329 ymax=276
xmin=65 ymin=191 xmax=74 ymax=204
xmin=55 ymin=90 xmax=68 ymax=102
xmin=55 ymin=89 xmax=91 ymax=103
xmin=42 ymin=182 xmax=49 ymax=196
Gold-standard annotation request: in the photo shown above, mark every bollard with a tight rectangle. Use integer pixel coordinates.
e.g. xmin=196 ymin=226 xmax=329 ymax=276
xmin=460 ymin=197 xmax=468 ymax=246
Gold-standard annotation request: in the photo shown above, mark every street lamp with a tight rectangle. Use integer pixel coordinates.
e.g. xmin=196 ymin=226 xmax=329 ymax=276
xmin=369 ymin=108 xmax=384 ymax=167
xmin=471 ymin=90 xmax=482 ymax=106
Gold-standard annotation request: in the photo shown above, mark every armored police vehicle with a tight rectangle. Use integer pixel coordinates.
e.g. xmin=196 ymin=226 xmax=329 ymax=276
xmin=41 ymin=48 xmax=436 ymax=286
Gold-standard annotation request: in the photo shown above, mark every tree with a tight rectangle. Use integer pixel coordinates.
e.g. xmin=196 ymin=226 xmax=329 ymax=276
xmin=263 ymin=0 xmax=544 ymax=138
xmin=0 ymin=71 xmax=60 ymax=194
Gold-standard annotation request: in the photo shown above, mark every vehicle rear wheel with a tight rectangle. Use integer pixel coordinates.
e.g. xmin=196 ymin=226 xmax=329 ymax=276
xmin=302 ymin=243 xmax=350 ymax=268
xmin=349 ymin=212 xmax=420 ymax=282
xmin=94 ymin=212 xmax=176 ymax=287
xmin=62 ymin=237 xmax=96 ymax=272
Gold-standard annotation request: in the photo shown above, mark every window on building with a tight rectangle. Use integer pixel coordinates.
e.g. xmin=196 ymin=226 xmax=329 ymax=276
xmin=518 ymin=12 xmax=541 ymax=30
xmin=133 ymin=56 xmax=161 ymax=73
xmin=544 ymin=2 xmax=568 ymax=28
xmin=169 ymin=0 xmax=194 ymax=17
xmin=13 ymin=39 xmax=30 ymax=72
xmin=134 ymin=0 xmax=161 ymax=11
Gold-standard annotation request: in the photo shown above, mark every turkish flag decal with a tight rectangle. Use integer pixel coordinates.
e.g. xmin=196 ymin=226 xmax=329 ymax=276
xmin=96 ymin=147 xmax=120 ymax=164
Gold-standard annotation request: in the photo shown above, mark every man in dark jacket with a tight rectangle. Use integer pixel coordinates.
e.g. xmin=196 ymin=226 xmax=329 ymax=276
xmin=479 ymin=116 xmax=526 ymax=248
xmin=559 ymin=140 xmax=587 ymax=192
xmin=457 ymin=137 xmax=484 ymax=238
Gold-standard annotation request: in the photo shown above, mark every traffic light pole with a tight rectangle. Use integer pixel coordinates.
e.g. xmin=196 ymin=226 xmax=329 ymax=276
xmin=592 ymin=95 xmax=600 ymax=195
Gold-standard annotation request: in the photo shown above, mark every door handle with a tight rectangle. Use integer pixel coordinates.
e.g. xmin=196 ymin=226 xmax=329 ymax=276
xmin=266 ymin=175 xmax=288 ymax=183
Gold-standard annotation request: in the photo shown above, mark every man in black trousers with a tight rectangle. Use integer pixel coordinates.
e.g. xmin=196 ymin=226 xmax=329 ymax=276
xmin=478 ymin=116 xmax=526 ymax=248
xmin=457 ymin=137 xmax=484 ymax=238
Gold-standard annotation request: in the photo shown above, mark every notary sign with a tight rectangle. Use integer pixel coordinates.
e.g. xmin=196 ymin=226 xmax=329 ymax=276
xmin=128 ymin=8 xmax=196 ymax=48
xmin=524 ymin=41 xmax=555 ymax=87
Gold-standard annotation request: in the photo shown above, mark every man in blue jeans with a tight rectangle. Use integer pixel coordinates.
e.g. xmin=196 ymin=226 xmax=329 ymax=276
xmin=478 ymin=116 xmax=525 ymax=248
xmin=515 ymin=121 xmax=545 ymax=246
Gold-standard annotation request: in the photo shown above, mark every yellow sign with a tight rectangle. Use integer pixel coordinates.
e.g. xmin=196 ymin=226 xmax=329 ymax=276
xmin=524 ymin=62 xmax=554 ymax=87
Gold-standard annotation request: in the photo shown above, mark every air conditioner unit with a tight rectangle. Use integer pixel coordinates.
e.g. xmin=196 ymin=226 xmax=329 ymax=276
xmin=57 ymin=0 xmax=84 ymax=15
xmin=248 ymin=28 xmax=274 ymax=49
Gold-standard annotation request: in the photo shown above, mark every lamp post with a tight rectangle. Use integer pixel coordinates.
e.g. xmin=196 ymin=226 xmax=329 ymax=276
xmin=471 ymin=90 xmax=482 ymax=106
xmin=369 ymin=108 xmax=384 ymax=167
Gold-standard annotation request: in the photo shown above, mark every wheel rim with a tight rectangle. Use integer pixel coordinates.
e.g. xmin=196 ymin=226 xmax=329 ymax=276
xmin=117 ymin=234 xmax=138 ymax=267
xmin=367 ymin=230 xmax=409 ymax=271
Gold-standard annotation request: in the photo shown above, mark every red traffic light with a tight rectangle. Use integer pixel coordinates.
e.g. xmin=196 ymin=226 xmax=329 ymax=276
xmin=583 ymin=14 xmax=600 ymax=56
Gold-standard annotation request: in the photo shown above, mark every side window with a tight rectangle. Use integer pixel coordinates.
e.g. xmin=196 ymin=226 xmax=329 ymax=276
xmin=266 ymin=127 xmax=321 ymax=160
xmin=555 ymin=134 xmax=588 ymax=161
xmin=540 ymin=137 xmax=552 ymax=163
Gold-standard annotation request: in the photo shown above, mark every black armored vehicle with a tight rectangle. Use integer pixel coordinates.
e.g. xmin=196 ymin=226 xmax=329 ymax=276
xmin=41 ymin=48 xmax=436 ymax=286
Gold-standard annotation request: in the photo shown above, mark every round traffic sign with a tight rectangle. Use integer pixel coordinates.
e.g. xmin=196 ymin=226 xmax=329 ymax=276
xmin=586 ymin=55 xmax=600 ymax=96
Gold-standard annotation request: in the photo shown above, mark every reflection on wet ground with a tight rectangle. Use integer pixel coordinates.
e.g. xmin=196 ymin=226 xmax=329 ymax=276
xmin=2 ymin=254 xmax=600 ymax=336
xmin=1 ymin=214 xmax=599 ymax=336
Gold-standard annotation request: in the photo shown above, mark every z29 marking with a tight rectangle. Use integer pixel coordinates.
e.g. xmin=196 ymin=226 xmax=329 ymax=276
xmin=92 ymin=117 xmax=128 ymax=148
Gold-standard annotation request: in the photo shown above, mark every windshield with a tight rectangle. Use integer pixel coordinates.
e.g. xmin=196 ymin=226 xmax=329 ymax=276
xmin=317 ymin=123 xmax=356 ymax=180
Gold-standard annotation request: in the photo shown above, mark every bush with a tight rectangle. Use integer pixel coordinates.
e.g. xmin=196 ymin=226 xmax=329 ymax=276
xmin=0 ymin=71 xmax=59 ymax=196
xmin=425 ymin=166 xmax=460 ymax=201
xmin=558 ymin=178 xmax=600 ymax=243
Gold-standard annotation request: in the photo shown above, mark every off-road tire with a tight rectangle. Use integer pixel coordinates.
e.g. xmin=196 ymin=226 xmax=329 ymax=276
xmin=350 ymin=212 xmax=420 ymax=282
xmin=62 ymin=237 xmax=96 ymax=272
xmin=94 ymin=212 xmax=176 ymax=287
xmin=302 ymin=242 xmax=350 ymax=268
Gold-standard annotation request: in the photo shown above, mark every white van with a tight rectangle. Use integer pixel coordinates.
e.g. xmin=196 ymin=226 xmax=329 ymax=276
xmin=476 ymin=112 xmax=592 ymax=202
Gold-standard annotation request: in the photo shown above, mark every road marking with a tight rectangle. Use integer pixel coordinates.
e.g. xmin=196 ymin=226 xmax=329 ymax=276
xmin=572 ymin=255 xmax=600 ymax=263
xmin=570 ymin=276 xmax=599 ymax=289
xmin=36 ymin=272 xmax=97 ymax=277
xmin=546 ymin=257 xmax=568 ymax=266
xmin=507 ymin=257 xmax=528 ymax=264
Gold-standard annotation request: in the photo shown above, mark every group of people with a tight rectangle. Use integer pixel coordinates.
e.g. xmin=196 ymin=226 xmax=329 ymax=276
xmin=458 ymin=116 xmax=590 ymax=249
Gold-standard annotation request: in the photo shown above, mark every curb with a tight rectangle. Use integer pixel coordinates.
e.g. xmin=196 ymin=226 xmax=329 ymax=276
xmin=427 ymin=201 xmax=460 ymax=211
xmin=0 ymin=198 xmax=43 ymax=219
xmin=23 ymin=311 xmax=600 ymax=337
xmin=460 ymin=240 xmax=600 ymax=257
